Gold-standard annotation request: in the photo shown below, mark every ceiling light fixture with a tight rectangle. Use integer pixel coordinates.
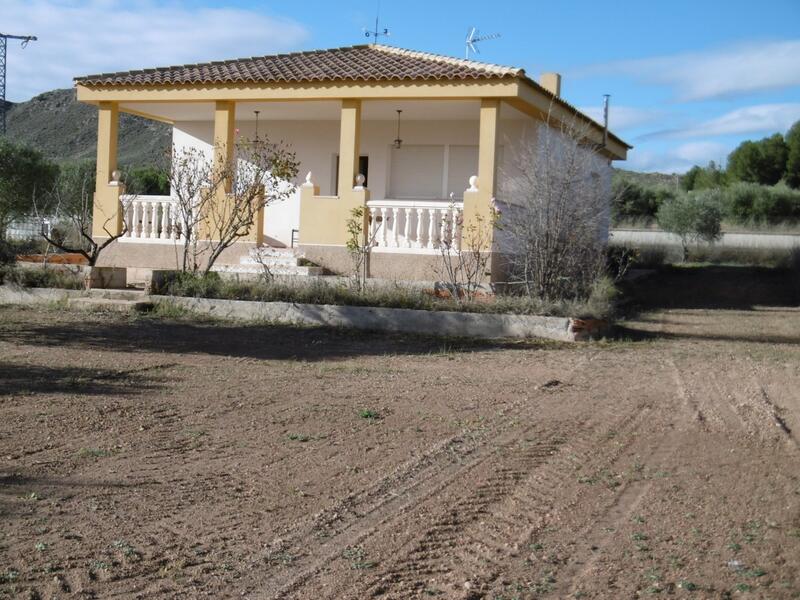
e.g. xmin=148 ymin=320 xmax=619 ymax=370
xmin=393 ymin=109 xmax=403 ymax=149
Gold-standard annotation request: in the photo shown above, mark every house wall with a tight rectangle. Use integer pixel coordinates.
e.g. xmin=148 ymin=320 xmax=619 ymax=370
xmin=493 ymin=121 xmax=614 ymax=262
xmin=169 ymin=115 xmax=613 ymax=283
xmin=172 ymin=118 xmax=527 ymax=248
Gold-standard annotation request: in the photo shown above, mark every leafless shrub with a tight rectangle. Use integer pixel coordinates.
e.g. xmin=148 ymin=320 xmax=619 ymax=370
xmin=165 ymin=137 xmax=299 ymax=275
xmin=436 ymin=205 xmax=496 ymax=304
xmin=345 ymin=206 xmax=381 ymax=293
xmin=498 ymin=110 xmax=611 ymax=301
xmin=34 ymin=165 xmax=129 ymax=266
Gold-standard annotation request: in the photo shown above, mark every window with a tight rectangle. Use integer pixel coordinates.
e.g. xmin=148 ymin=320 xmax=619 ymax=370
xmin=388 ymin=145 xmax=445 ymax=199
xmin=334 ymin=155 xmax=369 ymax=192
xmin=388 ymin=144 xmax=479 ymax=200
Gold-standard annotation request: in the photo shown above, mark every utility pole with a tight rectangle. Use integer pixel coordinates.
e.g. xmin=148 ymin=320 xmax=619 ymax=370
xmin=0 ymin=32 xmax=37 ymax=135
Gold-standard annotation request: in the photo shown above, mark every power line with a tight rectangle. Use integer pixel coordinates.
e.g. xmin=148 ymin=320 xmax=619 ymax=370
xmin=0 ymin=32 xmax=37 ymax=135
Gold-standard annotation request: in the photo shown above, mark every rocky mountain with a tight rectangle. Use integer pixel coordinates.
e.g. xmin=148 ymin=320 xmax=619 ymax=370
xmin=5 ymin=88 xmax=171 ymax=166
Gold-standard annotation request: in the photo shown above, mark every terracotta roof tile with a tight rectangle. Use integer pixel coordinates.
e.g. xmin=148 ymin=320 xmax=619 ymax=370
xmin=74 ymin=45 xmax=523 ymax=86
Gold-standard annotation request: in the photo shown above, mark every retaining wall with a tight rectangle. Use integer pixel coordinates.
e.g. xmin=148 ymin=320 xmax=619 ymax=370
xmin=152 ymin=295 xmax=596 ymax=342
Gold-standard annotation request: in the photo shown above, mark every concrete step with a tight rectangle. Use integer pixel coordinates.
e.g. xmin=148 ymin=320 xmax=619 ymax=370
xmin=70 ymin=297 xmax=154 ymax=313
xmin=87 ymin=289 xmax=149 ymax=301
xmin=249 ymin=247 xmax=294 ymax=259
xmin=239 ymin=255 xmax=300 ymax=268
xmin=213 ymin=264 xmax=324 ymax=277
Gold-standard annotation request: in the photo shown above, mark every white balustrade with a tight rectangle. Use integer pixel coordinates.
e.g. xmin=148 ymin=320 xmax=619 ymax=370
xmin=366 ymin=199 xmax=463 ymax=252
xmin=121 ymin=195 xmax=183 ymax=243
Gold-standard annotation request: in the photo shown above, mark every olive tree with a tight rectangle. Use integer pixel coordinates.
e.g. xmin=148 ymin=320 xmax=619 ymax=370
xmin=656 ymin=191 xmax=722 ymax=262
xmin=0 ymin=139 xmax=58 ymax=239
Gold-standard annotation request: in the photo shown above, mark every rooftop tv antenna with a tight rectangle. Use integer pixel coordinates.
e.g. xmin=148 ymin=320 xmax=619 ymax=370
xmin=465 ymin=27 xmax=500 ymax=60
xmin=0 ymin=32 xmax=37 ymax=135
xmin=363 ymin=0 xmax=390 ymax=44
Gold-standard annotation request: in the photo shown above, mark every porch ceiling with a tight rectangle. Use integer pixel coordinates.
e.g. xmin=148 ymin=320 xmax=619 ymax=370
xmin=119 ymin=99 xmax=529 ymax=123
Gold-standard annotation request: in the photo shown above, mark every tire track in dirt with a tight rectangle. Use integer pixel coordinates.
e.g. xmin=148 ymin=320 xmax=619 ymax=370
xmin=262 ymin=419 xmax=563 ymax=599
xmin=546 ymin=347 xmax=787 ymax=598
xmin=362 ymin=431 xmax=568 ymax=598
xmin=251 ymin=354 xmax=598 ymax=598
xmin=308 ymin=386 xmax=657 ymax=599
xmin=519 ymin=352 xmax=700 ymax=598
xmin=556 ymin=429 xmax=684 ymax=598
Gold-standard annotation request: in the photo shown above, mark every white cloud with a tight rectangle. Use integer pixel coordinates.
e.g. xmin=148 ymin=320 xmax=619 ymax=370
xmin=3 ymin=0 xmax=310 ymax=101
xmin=672 ymin=141 xmax=729 ymax=163
xmin=626 ymin=141 xmax=733 ymax=174
xmin=676 ymin=103 xmax=800 ymax=138
xmin=578 ymin=105 xmax=663 ymax=131
xmin=638 ymin=103 xmax=800 ymax=140
xmin=590 ymin=40 xmax=800 ymax=101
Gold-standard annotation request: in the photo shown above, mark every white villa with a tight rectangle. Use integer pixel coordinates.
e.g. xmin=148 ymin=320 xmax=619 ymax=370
xmin=74 ymin=45 xmax=629 ymax=283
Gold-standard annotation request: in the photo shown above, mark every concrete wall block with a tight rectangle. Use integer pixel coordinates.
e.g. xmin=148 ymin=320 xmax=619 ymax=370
xmin=86 ymin=266 xmax=127 ymax=289
xmin=153 ymin=295 xmax=577 ymax=342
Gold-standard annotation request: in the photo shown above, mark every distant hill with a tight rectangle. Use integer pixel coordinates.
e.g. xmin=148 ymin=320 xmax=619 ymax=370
xmin=5 ymin=88 xmax=171 ymax=166
xmin=613 ymin=168 xmax=682 ymax=188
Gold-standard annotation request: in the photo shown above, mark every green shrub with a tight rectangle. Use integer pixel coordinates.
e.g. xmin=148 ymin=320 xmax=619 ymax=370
xmin=724 ymin=182 xmax=762 ymax=223
xmin=0 ymin=264 xmax=83 ymax=289
xmin=718 ymin=182 xmax=800 ymax=225
xmin=611 ymin=179 xmax=675 ymax=224
xmin=123 ymin=165 xmax=169 ymax=195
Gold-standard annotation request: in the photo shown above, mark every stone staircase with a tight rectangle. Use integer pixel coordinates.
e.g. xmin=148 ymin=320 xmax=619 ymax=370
xmin=212 ymin=247 xmax=324 ymax=277
xmin=69 ymin=289 xmax=154 ymax=313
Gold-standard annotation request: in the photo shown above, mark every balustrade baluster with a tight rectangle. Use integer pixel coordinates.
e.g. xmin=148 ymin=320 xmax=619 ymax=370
xmin=403 ymin=208 xmax=412 ymax=248
xmin=391 ymin=208 xmax=399 ymax=247
xmin=452 ymin=207 xmax=462 ymax=250
xmin=368 ymin=207 xmax=378 ymax=245
xmin=131 ymin=202 xmax=140 ymax=238
xmin=415 ymin=208 xmax=424 ymax=248
xmin=150 ymin=202 xmax=158 ymax=238
xmin=160 ymin=202 xmax=169 ymax=239
xmin=426 ymin=208 xmax=436 ymax=249
xmin=380 ymin=208 xmax=388 ymax=247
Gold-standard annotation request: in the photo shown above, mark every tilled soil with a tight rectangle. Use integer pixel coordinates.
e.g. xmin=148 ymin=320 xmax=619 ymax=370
xmin=0 ymin=304 xmax=799 ymax=599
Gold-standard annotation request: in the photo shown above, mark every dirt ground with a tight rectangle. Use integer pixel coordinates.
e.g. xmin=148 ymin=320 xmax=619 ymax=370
xmin=1 ymin=301 xmax=799 ymax=599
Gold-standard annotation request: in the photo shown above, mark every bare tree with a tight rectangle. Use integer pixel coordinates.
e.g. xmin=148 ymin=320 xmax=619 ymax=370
xmin=498 ymin=110 xmax=611 ymax=301
xmin=345 ymin=206 xmax=381 ymax=292
xmin=436 ymin=203 xmax=496 ymax=304
xmin=34 ymin=163 xmax=128 ymax=266
xmin=164 ymin=146 xmax=222 ymax=273
xmin=165 ymin=137 xmax=299 ymax=275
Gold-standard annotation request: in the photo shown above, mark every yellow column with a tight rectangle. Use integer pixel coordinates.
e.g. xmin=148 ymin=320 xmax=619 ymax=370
xmin=92 ymin=101 xmax=124 ymax=237
xmin=337 ymin=99 xmax=362 ymax=198
xmin=462 ymin=98 xmax=499 ymax=249
xmin=213 ymin=101 xmax=236 ymax=193
xmin=477 ymin=98 xmax=500 ymax=208
xmin=337 ymin=99 xmax=368 ymax=244
xmin=204 ymin=101 xmax=250 ymax=241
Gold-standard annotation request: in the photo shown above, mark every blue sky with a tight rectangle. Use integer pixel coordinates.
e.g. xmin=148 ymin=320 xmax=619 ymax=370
xmin=5 ymin=0 xmax=800 ymax=173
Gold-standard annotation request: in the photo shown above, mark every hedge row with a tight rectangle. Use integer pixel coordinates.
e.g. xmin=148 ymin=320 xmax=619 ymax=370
xmin=612 ymin=179 xmax=800 ymax=226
